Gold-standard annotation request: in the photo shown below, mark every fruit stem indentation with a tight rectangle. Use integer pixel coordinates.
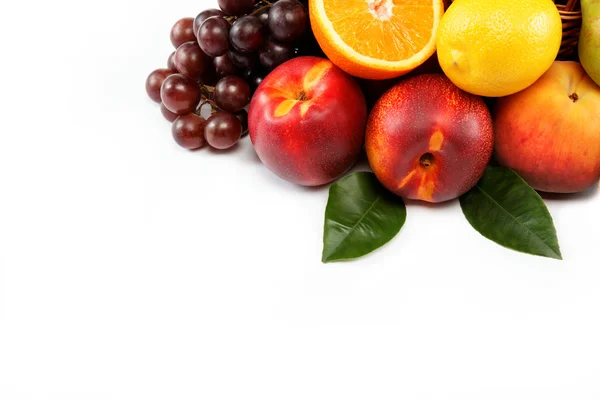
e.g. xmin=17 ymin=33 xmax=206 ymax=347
xmin=419 ymin=153 xmax=434 ymax=168
xmin=297 ymin=90 xmax=308 ymax=101
xmin=569 ymin=92 xmax=579 ymax=103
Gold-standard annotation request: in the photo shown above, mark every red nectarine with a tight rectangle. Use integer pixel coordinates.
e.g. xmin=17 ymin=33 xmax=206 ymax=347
xmin=366 ymin=74 xmax=494 ymax=203
xmin=248 ymin=56 xmax=367 ymax=186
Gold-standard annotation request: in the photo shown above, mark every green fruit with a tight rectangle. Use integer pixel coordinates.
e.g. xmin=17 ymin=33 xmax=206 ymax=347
xmin=579 ymin=0 xmax=600 ymax=86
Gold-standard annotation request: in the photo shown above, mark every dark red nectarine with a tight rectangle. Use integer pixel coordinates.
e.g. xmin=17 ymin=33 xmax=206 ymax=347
xmin=366 ymin=74 xmax=493 ymax=203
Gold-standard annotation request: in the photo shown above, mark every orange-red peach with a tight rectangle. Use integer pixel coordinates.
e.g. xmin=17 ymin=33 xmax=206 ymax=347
xmin=366 ymin=74 xmax=494 ymax=203
xmin=494 ymin=61 xmax=600 ymax=193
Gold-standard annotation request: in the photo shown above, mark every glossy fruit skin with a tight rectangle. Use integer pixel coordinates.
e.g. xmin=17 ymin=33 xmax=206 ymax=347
xmin=170 ymin=18 xmax=196 ymax=48
xmin=218 ymin=0 xmax=255 ymax=16
xmin=249 ymin=56 xmax=367 ymax=186
xmin=214 ymin=54 xmax=240 ymax=77
xmin=167 ymin=51 xmax=178 ymax=71
xmin=255 ymin=7 xmax=270 ymax=25
xmin=227 ymin=50 xmax=259 ymax=78
xmin=174 ymin=42 xmax=210 ymax=79
xmin=214 ymin=76 xmax=251 ymax=112
xmin=160 ymin=74 xmax=202 ymax=114
xmin=146 ymin=69 xmax=175 ymax=103
xmin=437 ymin=0 xmax=562 ymax=97
xmin=359 ymin=53 xmax=443 ymax=110
xmin=205 ymin=112 xmax=242 ymax=149
xmin=172 ymin=114 xmax=207 ymax=150
xmin=269 ymin=0 xmax=308 ymax=42
xmin=197 ymin=16 xmax=231 ymax=57
xmin=194 ymin=8 xmax=226 ymax=35
xmin=228 ymin=49 xmax=257 ymax=71
xmin=230 ymin=16 xmax=265 ymax=53
xmin=259 ymin=37 xmax=294 ymax=70
xmin=494 ymin=61 xmax=600 ymax=193
xmin=366 ymin=74 xmax=493 ymax=203
xmin=160 ymin=103 xmax=180 ymax=122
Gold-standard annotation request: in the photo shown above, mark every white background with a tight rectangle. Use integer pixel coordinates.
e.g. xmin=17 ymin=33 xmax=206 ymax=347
xmin=1 ymin=0 xmax=600 ymax=398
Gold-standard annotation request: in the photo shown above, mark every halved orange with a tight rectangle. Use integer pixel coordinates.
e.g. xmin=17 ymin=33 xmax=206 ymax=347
xmin=309 ymin=0 xmax=445 ymax=80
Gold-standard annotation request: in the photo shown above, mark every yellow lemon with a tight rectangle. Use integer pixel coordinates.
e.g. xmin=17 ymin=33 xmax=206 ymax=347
xmin=437 ymin=0 xmax=562 ymax=97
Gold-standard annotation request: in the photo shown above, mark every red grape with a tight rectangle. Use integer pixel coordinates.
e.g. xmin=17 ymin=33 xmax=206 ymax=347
xmin=230 ymin=16 xmax=265 ymax=53
xmin=145 ymin=2 xmax=316 ymax=151
xmin=161 ymin=74 xmax=202 ymax=114
xmin=205 ymin=112 xmax=242 ymax=149
xmin=269 ymin=0 xmax=307 ymax=42
xmin=214 ymin=76 xmax=251 ymax=112
xmin=170 ymin=18 xmax=196 ymax=48
xmin=218 ymin=0 xmax=255 ymax=16
xmin=161 ymin=103 xmax=180 ymax=122
xmin=198 ymin=16 xmax=231 ymax=57
xmin=259 ymin=37 xmax=294 ymax=70
xmin=174 ymin=42 xmax=210 ymax=79
xmin=214 ymin=54 xmax=241 ymax=77
xmin=167 ymin=51 xmax=178 ymax=71
xmin=146 ymin=68 xmax=175 ymax=103
xmin=194 ymin=9 xmax=226 ymax=35
xmin=255 ymin=7 xmax=270 ymax=25
xmin=172 ymin=114 xmax=207 ymax=150
xmin=228 ymin=49 xmax=257 ymax=71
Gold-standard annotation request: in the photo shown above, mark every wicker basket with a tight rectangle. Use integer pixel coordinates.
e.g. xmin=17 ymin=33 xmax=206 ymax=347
xmin=555 ymin=0 xmax=582 ymax=60
xmin=446 ymin=0 xmax=581 ymax=60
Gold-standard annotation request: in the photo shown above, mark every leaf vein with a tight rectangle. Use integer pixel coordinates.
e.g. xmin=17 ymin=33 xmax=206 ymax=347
xmin=473 ymin=185 xmax=559 ymax=258
xmin=325 ymin=195 xmax=383 ymax=258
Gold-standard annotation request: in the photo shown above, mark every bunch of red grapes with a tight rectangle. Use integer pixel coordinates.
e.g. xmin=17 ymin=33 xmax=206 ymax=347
xmin=145 ymin=0 xmax=320 ymax=150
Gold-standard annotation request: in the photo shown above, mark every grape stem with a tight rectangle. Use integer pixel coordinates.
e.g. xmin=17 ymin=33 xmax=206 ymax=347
xmin=250 ymin=4 xmax=272 ymax=16
xmin=195 ymin=84 xmax=219 ymax=115
xmin=199 ymin=84 xmax=215 ymax=100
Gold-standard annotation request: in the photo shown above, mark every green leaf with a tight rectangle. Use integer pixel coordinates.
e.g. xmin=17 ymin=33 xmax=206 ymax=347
xmin=322 ymin=171 xmax=406 ymax=263
xmin=459 ymin=167 xmax=562 ymax=260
